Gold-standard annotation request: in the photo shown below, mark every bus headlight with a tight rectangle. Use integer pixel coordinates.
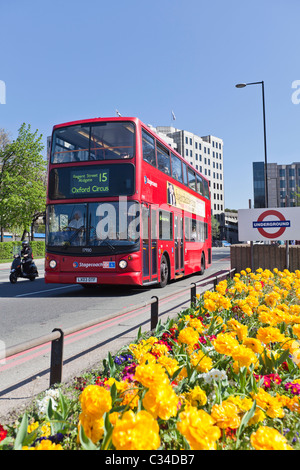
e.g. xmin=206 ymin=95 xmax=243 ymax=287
xmin=49 ymin=260 xmax=57 ymax=269
xmin=119 ymin=260 xmax=128 ymax=269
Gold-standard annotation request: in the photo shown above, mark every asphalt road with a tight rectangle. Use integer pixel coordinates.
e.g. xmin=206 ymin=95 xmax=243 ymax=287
xmin=0 ymin=247 xmax=231 ymax=421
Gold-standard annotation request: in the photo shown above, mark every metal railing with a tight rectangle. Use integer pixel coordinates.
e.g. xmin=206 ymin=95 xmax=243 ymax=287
xmin=4 ymin=269 xmax=235 ymax=388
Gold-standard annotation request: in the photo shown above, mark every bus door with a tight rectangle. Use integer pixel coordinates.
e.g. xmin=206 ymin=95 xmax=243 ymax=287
xmin=151 ymin=207 xmax=158 ymax=281
xmin=142 ymin=204 xmax=158 ymax=284
xmin=175 ymin=215 xmax=184 ymax=276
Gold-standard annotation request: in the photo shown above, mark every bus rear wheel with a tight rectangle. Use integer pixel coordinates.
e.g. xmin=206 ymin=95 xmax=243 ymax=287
xmin=159 ymin=254 xmax=169 ymax=288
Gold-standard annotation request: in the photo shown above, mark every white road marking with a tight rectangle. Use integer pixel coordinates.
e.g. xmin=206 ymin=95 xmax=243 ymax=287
xmin=16 ymin=285 xmax=78 ymax=297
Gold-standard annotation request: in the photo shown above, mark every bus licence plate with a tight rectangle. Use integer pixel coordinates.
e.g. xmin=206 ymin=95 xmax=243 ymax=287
xmin=76 ymin=277 xmax=97 ymax=283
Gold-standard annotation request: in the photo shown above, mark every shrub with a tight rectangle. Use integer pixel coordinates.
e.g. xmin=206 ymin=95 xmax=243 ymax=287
xmin=0 ymin=241 xmax=45 ymax=260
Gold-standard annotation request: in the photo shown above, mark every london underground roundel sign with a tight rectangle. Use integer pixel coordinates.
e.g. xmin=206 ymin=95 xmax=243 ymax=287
xmin=253 ymin=209 xmax=290 ymax=239
xmin=237 ymin=207 xmax=300 ymax=242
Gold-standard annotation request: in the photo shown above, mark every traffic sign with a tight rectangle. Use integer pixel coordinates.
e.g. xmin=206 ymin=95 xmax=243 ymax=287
xmin=238 ymin=207 xmax=300 ymax=241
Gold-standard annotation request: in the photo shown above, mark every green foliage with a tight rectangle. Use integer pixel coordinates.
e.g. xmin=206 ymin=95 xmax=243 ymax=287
xmin=0 ymin=241 xmax=45 ymax=260
xmin=0 ymin=123 xmax=46 ymax=235
xmin=211 ymin=215 xmax=220 ymax=239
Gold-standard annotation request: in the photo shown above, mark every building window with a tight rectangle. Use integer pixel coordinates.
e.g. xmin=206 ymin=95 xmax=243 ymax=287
xmin=279 ymin=169 xmax=286 ymax=177
xmin=280 ymin=180 xmax=286 ymax=188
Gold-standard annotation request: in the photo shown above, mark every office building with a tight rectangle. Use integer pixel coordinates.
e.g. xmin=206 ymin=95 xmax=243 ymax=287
xmin=253 ymin=161 xmax=300 ymax=208
xmin=149 ymin=125 xmax=224 ymax=220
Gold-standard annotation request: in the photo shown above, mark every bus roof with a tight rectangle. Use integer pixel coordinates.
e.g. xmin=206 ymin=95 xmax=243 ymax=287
xmin=52 ymin=116 xmax=139 ymax=131
xmin=51 ymin=116 xmax=210 ymax=189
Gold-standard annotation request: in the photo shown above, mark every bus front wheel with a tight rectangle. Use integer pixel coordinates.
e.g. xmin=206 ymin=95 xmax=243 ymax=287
xmin=159 ymin=254 xmax=169 ymax=288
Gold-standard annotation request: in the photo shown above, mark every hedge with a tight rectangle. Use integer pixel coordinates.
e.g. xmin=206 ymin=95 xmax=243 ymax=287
xmin=0 ymin=241 xmax=45 ymax=260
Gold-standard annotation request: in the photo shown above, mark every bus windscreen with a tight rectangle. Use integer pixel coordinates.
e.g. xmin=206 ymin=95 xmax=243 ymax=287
xmin=51 ymin=121 xmax=135 ymax=163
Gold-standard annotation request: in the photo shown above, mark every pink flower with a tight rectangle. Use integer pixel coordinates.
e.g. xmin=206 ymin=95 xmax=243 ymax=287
xmin=285 ymin=382 xmax=300 ymax=395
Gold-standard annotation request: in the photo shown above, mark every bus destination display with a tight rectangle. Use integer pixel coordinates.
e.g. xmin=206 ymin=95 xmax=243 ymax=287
xmin=70 ymin=169 xmax=110 ymax=195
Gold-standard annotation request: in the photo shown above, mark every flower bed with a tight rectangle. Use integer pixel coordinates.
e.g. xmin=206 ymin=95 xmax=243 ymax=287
xmin=2 ymin=267 xmax=300 ymax=450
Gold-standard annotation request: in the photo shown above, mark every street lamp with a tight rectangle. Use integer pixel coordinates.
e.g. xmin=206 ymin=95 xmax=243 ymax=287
xmin=235 ymin=81 xmax=268 ymax=208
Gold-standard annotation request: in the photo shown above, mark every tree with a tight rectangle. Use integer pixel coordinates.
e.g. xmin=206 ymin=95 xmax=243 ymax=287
xmin=0 ymin=123 xmax=47 ymax=241
xmin=211 ymin=215 xmax=220 ymax=239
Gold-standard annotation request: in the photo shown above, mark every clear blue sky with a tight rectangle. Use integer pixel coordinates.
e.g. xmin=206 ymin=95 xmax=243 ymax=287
xmin=1 ymin=0 xmax=300 ymax=210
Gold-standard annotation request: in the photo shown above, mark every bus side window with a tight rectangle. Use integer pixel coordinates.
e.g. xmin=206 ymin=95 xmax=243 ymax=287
xmin=204 ymin=180 xmax=210 ymax=199
xmin=197 ymin=220 xmax=205 ymax=242
xmin=185 ymin=217 xmax=190 ymax=241
xmin=171 ymin=153 xmax=183 ymax=183
xmin=196 ymin=174 xmax=204 ymax=196
xmin=157 ymin=143 xmax=171 ymax=175
xmin=142 ymin=129 xmax=156 ymax=167
xmin=182 ymin=163 xmax=188 ymax=186
xmin=188 ymin=168 xmax=197 ymax=192
xmin=159 ymin=210 xmax=173 ymax=240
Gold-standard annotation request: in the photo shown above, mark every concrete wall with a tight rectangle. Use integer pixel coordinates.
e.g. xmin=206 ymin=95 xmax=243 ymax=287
xmin=230 ymin=244 xmax=300 ymax=272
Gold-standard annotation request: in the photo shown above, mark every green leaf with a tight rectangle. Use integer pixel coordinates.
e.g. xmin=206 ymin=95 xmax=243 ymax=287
xmin=235 ymin=400 xmax=257 ymax=449
xmin=171 ymin=365 xmax=184 ymax=382
xmin=58 ymin=390 xmax=69 ymax=420
xmin=46 ymin=396 xmax=54 ymax=420
xmin=79 ymin=424 xmax=99 ymax=450
xmin=13 ymin=413 xmax=28 ymax=450
xmin=275 ymin=349 xmax=290 ymax=368
xmin=107 ymin=352 xmax=116 ymax=377
xmin=110 ymin=382 xmax=117 ymax=402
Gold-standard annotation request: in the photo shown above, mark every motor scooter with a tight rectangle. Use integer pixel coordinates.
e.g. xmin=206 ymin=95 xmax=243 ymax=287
xmin=9 ymin=253 xmax=39 ymax=283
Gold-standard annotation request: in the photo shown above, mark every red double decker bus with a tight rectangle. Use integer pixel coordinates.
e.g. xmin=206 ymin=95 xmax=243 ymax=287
xmin=45 ymin=117 xmax=211 ymax=288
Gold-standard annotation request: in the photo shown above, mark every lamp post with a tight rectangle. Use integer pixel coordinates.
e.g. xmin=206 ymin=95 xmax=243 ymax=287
xmin=235 ymin=81 xmax=268 ymax=208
